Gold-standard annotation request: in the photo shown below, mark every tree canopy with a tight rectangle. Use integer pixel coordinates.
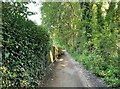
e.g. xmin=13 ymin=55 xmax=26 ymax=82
xmin=41 ymin=1 xmax=120 ymax=87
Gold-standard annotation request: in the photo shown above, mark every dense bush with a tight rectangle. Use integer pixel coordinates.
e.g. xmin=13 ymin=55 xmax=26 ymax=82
xmin=1 ymin=2 xmax=51 ymax=87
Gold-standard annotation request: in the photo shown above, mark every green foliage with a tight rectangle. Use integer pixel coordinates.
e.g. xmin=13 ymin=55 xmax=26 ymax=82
xmin=1 ymin=2 xmax=51 ymax=87
xmin=70 ymin=51 xmax=119 ymax=87
xmin=41 ymin=2 xmax=120 ymax=88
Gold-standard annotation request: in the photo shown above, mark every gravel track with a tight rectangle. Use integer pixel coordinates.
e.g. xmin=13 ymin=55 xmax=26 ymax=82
xmin=42 ymin=51 xmax=106 ymax=87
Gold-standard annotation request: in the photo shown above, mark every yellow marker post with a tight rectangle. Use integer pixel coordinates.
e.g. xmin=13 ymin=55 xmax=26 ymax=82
xmin=50 ymin=50 xmax=54 ymax=63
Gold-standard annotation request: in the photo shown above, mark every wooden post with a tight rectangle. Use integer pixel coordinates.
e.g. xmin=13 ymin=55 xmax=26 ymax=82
xmin=53 ymin=46 xmax=55 ymax=61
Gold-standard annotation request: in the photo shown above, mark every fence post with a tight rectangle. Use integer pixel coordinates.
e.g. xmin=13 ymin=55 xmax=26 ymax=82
xmin=53 ymin=46 xmax=55 ymax=61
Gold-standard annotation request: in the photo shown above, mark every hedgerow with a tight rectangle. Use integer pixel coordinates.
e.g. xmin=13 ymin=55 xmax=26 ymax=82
xmin=1 ymin=2 xmax=51 ymax=87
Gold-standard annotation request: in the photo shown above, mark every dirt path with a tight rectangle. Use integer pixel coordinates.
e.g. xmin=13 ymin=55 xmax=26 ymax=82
xmin=42 ymin=51 xmax=106 ymax=87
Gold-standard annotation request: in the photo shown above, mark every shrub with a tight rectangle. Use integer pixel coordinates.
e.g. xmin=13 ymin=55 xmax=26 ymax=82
xmin=1 ymin=2 xmax=51 ymax=87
